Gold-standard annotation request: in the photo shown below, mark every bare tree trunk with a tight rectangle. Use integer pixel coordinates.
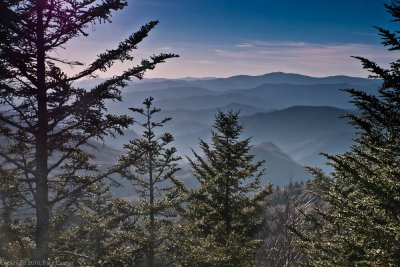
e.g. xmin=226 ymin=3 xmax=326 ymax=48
xmin=33 ymin=0 xmax=50 ymax=264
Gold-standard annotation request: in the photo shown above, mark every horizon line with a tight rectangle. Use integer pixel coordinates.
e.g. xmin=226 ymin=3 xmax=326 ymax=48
xmin=80 ymin=71 xmax=373 ymax=82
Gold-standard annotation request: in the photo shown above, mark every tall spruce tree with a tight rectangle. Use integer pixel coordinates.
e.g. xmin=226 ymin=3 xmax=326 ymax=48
xmin=0 ymin=0 xmax=177 ymax=264
xmin=296 ymin=1 xmax=400 ymax=266
xmin=117 ymin=97 xmax=183 ymax=267
xmin=174 ymin=111 xmax=271 ymax=266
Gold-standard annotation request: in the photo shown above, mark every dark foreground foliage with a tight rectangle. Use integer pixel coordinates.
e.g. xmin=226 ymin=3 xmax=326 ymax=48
xmin=293 ymin=1 xmax=400 ymax=266
xmin=0 ymin=0 xmax=176 ymax=264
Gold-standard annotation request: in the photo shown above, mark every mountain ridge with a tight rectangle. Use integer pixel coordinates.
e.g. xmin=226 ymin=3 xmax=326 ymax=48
xmin=78 ymin=72 xmax=381 ymax=93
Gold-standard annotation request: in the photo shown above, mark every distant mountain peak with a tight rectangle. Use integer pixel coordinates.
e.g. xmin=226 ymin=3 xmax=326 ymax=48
xmin=261 ymin=71 xmax=308 ymax=77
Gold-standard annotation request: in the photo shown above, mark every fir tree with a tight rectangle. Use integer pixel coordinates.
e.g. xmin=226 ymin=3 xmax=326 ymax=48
xmin=0 ymin=168 xmax=33 ymax=260
xmin=117 ymin=97 xmax=183 ymax=267
xmin=52 ymin=183 xmax=143 ymax=266
xmin=174 ymin=110 xmax=271 ymax=267
xmin=0 ymin=1 xmax=177 ymax=263
xmin=296 ymin=1 xmax=400 ymax=266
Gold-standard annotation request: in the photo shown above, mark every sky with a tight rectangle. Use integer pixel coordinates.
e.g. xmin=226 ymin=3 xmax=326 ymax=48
xmin=61 ymin=0 xmax=399 ymax=79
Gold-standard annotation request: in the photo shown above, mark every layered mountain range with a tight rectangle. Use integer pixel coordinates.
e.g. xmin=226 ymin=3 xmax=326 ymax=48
xmin=84 ymin=72 xmax=381 ymax=186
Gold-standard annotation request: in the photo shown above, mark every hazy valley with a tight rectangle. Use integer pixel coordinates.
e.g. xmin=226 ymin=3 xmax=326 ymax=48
xmin=86 ymin=72 xmax=380 ymax=187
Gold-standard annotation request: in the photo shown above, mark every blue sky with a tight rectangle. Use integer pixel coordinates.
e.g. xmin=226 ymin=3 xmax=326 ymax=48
xmin=63 ymin=0 xmax=397 ymax=78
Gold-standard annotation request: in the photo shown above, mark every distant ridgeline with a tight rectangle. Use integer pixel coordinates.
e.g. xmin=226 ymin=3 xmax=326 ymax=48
xmin=82 ymin=72 xmax=380 ymax=187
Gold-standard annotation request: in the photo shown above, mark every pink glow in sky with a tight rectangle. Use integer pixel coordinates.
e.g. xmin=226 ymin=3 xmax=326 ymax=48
xmin=56 ymin=0 xmax=396 ymax=79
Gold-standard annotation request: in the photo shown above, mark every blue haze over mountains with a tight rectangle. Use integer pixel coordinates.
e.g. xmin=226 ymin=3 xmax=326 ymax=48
xmin=83 ymin=72 xmax=380 ymax=187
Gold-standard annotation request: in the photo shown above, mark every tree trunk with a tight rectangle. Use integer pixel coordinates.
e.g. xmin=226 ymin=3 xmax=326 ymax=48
xmin=148 ymin=113 xmax=155 ymax=267
xmin=149 ymin=175 xmax=155 ymax=267
xmin=224 ymin=135 xmax=232 ymax=237
xmin=32 ymin=0 xmax=50 ymax=264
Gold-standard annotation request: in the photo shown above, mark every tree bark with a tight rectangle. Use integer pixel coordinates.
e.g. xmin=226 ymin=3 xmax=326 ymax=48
xmin=32 ymin=0 xmax=50 ymax=264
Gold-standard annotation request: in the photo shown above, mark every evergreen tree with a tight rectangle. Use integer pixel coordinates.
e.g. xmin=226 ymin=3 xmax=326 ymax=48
xmin=296 ymin=1 xmax=400 ymax=266
xmin=117 ymin=97 xmax=183 ymax=267
xmin=52 ymin=183 xmax=143 ymax=266
xmin=174 ymin=111 xmax=271 ymax=266
xmin=0 ymin=1 xmax=177 ymax=263
xmin=0 ymin=168 xmax=33 ymax=260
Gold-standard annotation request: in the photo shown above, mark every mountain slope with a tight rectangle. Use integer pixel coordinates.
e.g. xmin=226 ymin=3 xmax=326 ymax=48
xmin=107 ymin=86 xmax=217 ymax=114
xmin=156 ymin=93 xmax=274 ymax=110
xmin=287 ymin=130 xmax=355 ymax=169
xmin=240 ymin=106 xmax=353 ymax=146
xmin=235 ymin=82 xmax=378 ymax=109
xmin=161 ymin=103 xmax=269 ymax=127
xmin=251 ymin=142 xmax=311 ymax=186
